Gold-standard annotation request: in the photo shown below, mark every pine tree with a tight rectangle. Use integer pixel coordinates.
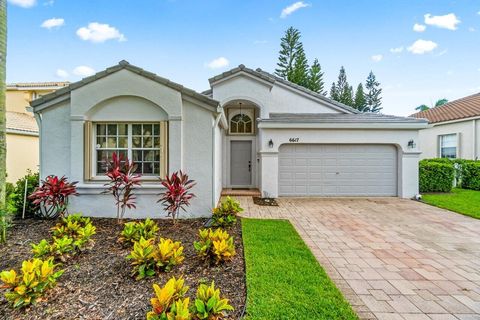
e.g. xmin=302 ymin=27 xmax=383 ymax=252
xmin=289 ymin=44 xmax=309 ymax=87
xmin=365 ymin=71 xmax=383 ymax=113
xmin=354 ymin=83 xmax=367 ymax=112
xmin=307 ymin=58 xmax=326 ymax=95
xmin=331 ymin=66 xmax=354 ymax=106
xmin=275 ymin=27 xmax=302 ymax=80
xmin=330 ymin=82 xmax=339 ymax=101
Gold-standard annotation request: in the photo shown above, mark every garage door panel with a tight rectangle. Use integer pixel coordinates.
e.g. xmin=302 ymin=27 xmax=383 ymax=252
xmin=279 ymin=144 xmax=397 ymax=197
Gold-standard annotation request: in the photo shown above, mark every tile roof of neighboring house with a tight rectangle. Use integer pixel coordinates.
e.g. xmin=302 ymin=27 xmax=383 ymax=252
xmin=410 ymin=93 xmax=480 ymax=123
xmin=208 ymin=64 xmax=361 ymax=114
xmin=265 ymin=113 xmax=428 ymax=124
xmin=6 ymin=111 xmax=38 ymax=135
xmin=7 ymin=82 xmax=70 ymax=90
xmin=30 ymin=61 xmax=219 ymax=109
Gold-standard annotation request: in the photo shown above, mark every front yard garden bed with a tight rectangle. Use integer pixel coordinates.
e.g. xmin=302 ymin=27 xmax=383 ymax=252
xmin=0 ymin=218 xmax=246 ymax=319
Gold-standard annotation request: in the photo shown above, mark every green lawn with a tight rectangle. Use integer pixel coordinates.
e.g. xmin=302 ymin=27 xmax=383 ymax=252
xmin=422 ymin=188 xmax=480 ymax=219
xmin=242 ymin=218 xmax=358 ymax=320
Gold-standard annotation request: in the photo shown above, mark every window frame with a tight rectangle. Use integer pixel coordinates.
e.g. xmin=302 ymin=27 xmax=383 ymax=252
xmin=439 ymin=133 xmax=458 ymax=159
xmin=228 ymin=108 xmax=255 ymax=136
xmin=87 ymin=121 xmax=168 ymax=181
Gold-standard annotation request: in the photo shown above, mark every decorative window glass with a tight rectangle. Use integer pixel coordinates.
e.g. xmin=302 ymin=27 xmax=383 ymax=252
xmin=230 ymin=114 xmax=253 ymax=134
xmin=94 ymin=123 xmax=167 ymax=177
xmin=440 ymin=134 xmax=457 ymax=159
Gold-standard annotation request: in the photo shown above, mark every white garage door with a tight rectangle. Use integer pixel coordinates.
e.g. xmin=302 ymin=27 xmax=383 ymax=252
xmin=279 ymin=144 xmax=397 ymax=197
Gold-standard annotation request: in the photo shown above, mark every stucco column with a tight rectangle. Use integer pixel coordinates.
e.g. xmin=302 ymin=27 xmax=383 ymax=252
xmin=259 ymin=151 xmax=279 ymax=198
xmin=400 ymin=151 xmax=421 ymax=198
xmin=70 ymin=116 xmax=85 ymax=182
xmin=168 ymin=116 xmax=182 ymax=173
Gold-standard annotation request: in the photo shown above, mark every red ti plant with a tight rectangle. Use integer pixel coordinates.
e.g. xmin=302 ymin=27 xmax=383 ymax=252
xmin=158 ymin=171 xmax=195 ymax=224
xmin=29 ymin=175 xmax=79 ymax=219
xmin=103 ymin=152 xmax=141 ymax=222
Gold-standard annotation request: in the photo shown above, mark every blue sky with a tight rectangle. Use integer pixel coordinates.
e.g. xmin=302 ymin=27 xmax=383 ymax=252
xmin=6 ymin=0 xmax=480 ymax=115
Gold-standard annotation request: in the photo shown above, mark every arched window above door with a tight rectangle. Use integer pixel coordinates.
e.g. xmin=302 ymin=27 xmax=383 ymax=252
xmin=230 ymin=113 xmax=253 ymax=134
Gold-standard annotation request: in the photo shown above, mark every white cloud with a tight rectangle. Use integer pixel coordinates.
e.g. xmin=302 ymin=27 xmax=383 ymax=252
xmin=371 ymin=54 xmax=383 ymax=62
xmin=205 ymin=57 xmax=229 ymax=69
xmin=390 ymin=46 xmax=404 ymax=54
xmin=407 ymin=39 xmax=438 ymax=54
xmin=73 ymin=66 xmax=96 ymax=77
xmin=43 ymin=0 xmax=54 ymax=5
xmin=55 ymin=69 xmax=69 ymax=78
xmin=435 ymin=49 xmax=448 ymax=57
xmin=424 ymin=13 xmax=461 ymax=30
xmin=280 ymin=1 xmax=310 ymax=18
xmin=7 ymin=0 xmax=36 ymax=8
xmin=41 ymin=18 xmax=64 ymax=29
xmin=413 ymin=23 xmax=426 ymax=32
xmin=76 ymin=22 xmax=126 ymax=43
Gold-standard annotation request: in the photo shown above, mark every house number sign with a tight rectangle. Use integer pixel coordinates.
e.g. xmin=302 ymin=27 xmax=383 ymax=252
xmin=289 ymin=138 xmax=300 ymax=143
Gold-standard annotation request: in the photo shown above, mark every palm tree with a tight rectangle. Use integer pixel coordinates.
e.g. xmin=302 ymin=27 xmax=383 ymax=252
xmin=415 ymin=98 xmax=448 ymax=112
xmin=0 ymin=0 xmax=7 ymax=243
xmin=415 ymin=104 xmax=429 ymax=111
xmin=434 ymin=98 xmax=448 ymax=107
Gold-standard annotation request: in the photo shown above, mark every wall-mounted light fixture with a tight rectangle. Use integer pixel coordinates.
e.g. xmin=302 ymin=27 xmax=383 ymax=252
xmin=407 ymin=139 xmax=416 ymax=149
xmin=268 ymin=139 xmax=274 ymax=148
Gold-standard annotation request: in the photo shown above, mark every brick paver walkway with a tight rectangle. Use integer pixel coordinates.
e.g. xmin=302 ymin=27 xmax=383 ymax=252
xmin=239 ymin=197 xmax=480 ymax=320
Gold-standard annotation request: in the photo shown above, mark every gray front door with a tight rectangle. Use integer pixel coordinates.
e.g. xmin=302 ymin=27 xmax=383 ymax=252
xmin=230 ymin=141 xmax=252 ymax=186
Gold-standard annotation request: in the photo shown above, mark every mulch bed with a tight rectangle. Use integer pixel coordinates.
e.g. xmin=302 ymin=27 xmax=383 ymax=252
xmin=252 ymin=197 xmax=279 ymax=206
xmin=0 ymin=218 xmax=246 ymax=320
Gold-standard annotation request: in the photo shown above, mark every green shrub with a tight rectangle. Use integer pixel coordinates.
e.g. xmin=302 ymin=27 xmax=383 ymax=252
xmin=194 ymin=281 xmax=234 ymax=319
xmin=0 ymin=258 xmax=64 ymax=308
xmin=193 ymin=228 xmax=236 ymax=264
xmin=119 ymin=218 xmax=159 ymax=246
xmin=419 ymin=159 xmax=455 ymax=193
xmin=461 ymin=161 xmax=480 ymax=191
xmin=9 ymin=170 xmax=39 ymax=219
xmin=212 ymin=196 xmax=243 ymax=228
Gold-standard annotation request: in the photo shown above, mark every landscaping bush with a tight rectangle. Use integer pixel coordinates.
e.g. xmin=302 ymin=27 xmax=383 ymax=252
xmin=419 ymin=159 xmax=455 ymax=193
xmin=146 ymin=276 xmax=190 ymax=320
xmin=212 ymin=196 xmax=243 ymax=228
xmin=31 ymin=213 xmax=96 ymax=261
xmin=0 ymin=257 xmax=64 ymax=308
xmin=118 ymin=218 xmax=159 ymax=246
xmin=461 ymin=161 xmax=480 ymax=191
xmin=158 ymin=171 xmax=196 ymax=224
xmin=194 ymin=281 xmax=234 ymax=319
xmin=194 ymin=228 xmax=236 ymax=264
xmin=29 ymin=175 xmax=78 ymax=219
xmin=127 ymin=236 xmax=185 ymax=280
xmin=9 ymin=170 xmax=39 ymax=219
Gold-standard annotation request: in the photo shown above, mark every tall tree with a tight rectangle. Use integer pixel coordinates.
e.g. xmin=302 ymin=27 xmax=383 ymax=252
xmin=289 ymin=44 xmax=309 ymax=87
xmin=365 ymin=71 xmax=382 ymax=113
xmin=307 ymin=58 xmax=326 ymax=95
xmin=331 ymin=66 xmax=353 ymax=106
xmin=414 ymin=98 xmax=448 ymax=112
xmin=354 ymin=83 xmax=367 ymax=111
xmin=0 ymin=0 xmax=7 ymax=243
xmin=275 ymin=27 xmax=302 ymax=80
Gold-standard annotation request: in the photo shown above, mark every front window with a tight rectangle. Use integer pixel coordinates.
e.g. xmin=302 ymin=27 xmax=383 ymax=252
xmin=94 ymin=122 xmax=167 ymax=177
xmin=440 ymin=134 xmax=457 ymax=159
xmin=230 ymin=114 xmax=253 ymax=134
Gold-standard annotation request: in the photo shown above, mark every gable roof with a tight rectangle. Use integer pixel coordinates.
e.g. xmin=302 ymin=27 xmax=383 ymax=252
xmin=208 ymin=64 xmax=360 ymax=114
xmin=410 ymin=93 xmax=480 ymax=123
xmin=267 ymin=113 xmax=428 ymax=124
xmin=30 ymin=60 xmax=219 ymax=109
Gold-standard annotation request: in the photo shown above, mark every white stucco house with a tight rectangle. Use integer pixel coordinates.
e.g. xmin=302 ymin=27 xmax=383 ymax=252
xmin=30 ymin=61 xmax=428 ymax=218
xmin=411 ymin=93 xmax=480 ymax=160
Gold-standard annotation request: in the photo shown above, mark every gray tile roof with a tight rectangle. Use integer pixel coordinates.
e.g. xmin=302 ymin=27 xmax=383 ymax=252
xmin=208 ymin=64 xmax=360 ymax=114
xmin=265 ymin=113 xmax=428 ymax=124
xmin=30 ymin=60 xmax=219 ymax=109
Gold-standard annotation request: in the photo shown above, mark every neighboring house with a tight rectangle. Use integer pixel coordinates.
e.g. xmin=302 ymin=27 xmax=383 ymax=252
xmin=30 ymin=61 xmax=428 ymax=218
xmin=6 ymin=82 xmax=69 ymax=182
xmin=411 ymin=93 xmax=480 ymax=160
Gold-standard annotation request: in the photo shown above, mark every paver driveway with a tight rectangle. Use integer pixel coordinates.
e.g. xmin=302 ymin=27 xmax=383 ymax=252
xmin=239 ymin=197 xmax=480 ymax=320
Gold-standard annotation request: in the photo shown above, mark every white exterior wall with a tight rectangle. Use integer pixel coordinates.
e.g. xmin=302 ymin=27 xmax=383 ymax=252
xmin=37 ymin=69 xmax=218 ymax=218
xmin=212 ymin=75 xmax=342 ymax=118
xmin=418 ymin=118 xmax=480 ymax=160
xmin=258 ymin=128 xmax=421 ymax=199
